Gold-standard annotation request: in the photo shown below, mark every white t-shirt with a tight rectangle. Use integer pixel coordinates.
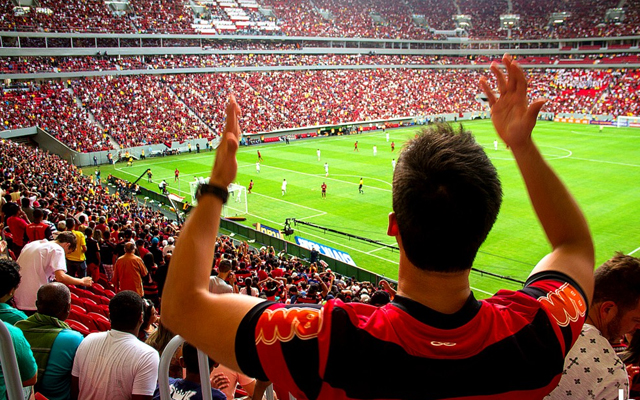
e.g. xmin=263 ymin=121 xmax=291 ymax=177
xmin=545 ymin=323 xmax=628 ymax=400
xmin=72 ymin=330 xmax=159 ymax=400
xmin=281 ymin=181 xmax=287 ymax=191
xmin=15 ymin=240 xmax=67 ymax=311
xmin=209 ymin=276 xmax=233 ymax=294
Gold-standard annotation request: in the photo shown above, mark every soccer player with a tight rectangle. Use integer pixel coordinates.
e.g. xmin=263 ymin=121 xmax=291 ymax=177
xmin=386 ymin=131 xmax=389 ymax=142
xmin=147 ymin=170 xmax=152 ymax=183
xmin=358 ymin=178 xmax=363 ymax=194
xmin=324 ymin=162 xmax=329 ymax=177
xmin=391 ymin=141 xmax=395 ymax=152
xmin=248 ymin=180 xmax=254 ymax=194
xmin=317 ymin=149 xmax=321 ymax=161
xmin=392 ymin=159 xmax=396 ymax=171
xmin=373 ymin=145 xmax=377 ymax=156
xmin=257 ymin=150 xmax=264 ymax=162
xmin=256 ymin=162 xmax=260 ymax=174
xmin=321 ymin=182 xmax=327 ymax=198
xmin=281 ymin=179 xmax=287 ymax=196
xmin=494 ymin=139 xmax=498 ymax=150
xmin=354 ymin=141 xmax=358 ymax=152
xmin=175 ymin=168 xmax=179 ymax=182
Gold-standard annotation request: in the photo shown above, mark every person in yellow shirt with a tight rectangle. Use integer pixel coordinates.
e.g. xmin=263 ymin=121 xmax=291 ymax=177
xmin=64 ymin=218 xmax=87 ymax=279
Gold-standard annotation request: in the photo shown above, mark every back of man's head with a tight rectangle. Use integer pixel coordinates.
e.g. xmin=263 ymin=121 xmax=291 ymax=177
xmin=124 ymin=242 xmax=136 ymax=254
xmin=65 ymin=217 xmax=76 ymax=231
xmin=218 ymin=259 xmax=232 ymax=274
xmin=32 ymin=208 xmax=44 ymax=222
xmin=594 ymin=252 xmax=640 ymax=313
xmin=182 ymin=342 xmax=216 ymax=375
xmin=36 ymin=283 xmax=71 ymax=320
xmin=392 ymin=124 xmax=502 ymax=272
xmin=0 ymin=259 xmax=21 ymax=299
xmin=56 ymin=231 xmax=78 ymax=252
xmin=109 ymin=291 xmax=144 ymax=332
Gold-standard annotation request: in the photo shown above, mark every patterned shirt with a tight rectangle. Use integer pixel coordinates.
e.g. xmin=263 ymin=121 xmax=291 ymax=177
xmin=546 ymin=323 xmax=628 ymax=400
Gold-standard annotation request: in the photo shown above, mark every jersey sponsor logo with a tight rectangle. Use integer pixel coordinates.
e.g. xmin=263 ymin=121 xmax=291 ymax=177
xmin=256 ymin=307 xmax=323 ymax=346
xmin=537 ymin=283 xmax=587 ymax=327
xmin=430 ymin=341 xmax=457 ymax=347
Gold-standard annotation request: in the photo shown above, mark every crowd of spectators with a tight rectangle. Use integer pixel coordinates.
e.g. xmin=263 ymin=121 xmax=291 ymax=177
xmin=3 ymin=54 xmax=640 ymax=75
xmin=2 ymin=67 xmax=639 ymax=151
xmin=2 ymin=0 xmax=638 ymax=38
xmin=0 ymin=135 xmax=396 ymax=398
xmin=71 ymin=75 xmax=215 ymax=148
xmin=0 ymin=81 xmax=109 ymax=152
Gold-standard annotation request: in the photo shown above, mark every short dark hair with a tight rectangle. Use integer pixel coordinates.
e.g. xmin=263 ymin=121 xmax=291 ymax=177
xmin=594 ymin=253 xmax=640 ymax=313
xmin=56 ymin=231 xmax=77 ymax=252
xmin=0 ymin=259 xmax=21 ymax=298
xmin=109 ymin=291 xmax=143 ymax=331
xmin=218 ymin=259 xmax=232 ymax=273
xmin=392 ymin=124 xmax=502 ymax=272
xmin=181 ymin=342 xmax=215 ymax=374
xmin=36 ymin=283 xmax=70 ymax=319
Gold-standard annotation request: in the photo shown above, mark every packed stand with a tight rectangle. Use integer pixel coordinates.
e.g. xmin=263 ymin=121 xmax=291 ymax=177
xmin=71 ymin=75 xmax=216 ymax=148
xmin=457 ymin=0 xmax=507 ymax=39
xmin=0 ymin=81 xmax=110 ymax=152
xmin=129 ymin=0 xmax=196 ymax=34
xmin=4 ymin=54 xmax=640 ymax=76
xmin=0 ymin=56 xmax=147 ymax=74
xmin=0 ymin=0 xmax=132 ymax=33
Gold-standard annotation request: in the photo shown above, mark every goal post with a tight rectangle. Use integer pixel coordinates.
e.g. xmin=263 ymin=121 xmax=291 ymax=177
xmin=188 ymin=178 xmax=248 ymax=217
xmin=616 ymin=116 xmax=640 ymax=128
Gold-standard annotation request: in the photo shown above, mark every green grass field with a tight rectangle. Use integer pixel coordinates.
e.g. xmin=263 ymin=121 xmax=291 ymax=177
xmin=91 ymin=120 xmax=640 ymax=298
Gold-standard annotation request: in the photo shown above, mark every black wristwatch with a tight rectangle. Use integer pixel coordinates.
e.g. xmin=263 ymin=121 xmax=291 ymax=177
xmin=196 ymin=183 xmax=229 ymax=204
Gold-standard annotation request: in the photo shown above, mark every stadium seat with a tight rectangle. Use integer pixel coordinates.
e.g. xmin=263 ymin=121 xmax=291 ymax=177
xmin=66 ymin=320 xmax=91 ymax=337
xmin=69 ymin=309 xmax=98 ymax=331
xmin=35 ymin=392 xmax=50 ymax=399
xmin=70 ymin=304 xmax=87 ymax=315
xmin=88 ymin=312 xmax=111 ymax=331
xmin=70 ymin=295 xmax=85 ymax=308
xmin=84 ymin=301 xmax=109 ymax=318
xmin=104 ymin=289 xmax=116 ymax=298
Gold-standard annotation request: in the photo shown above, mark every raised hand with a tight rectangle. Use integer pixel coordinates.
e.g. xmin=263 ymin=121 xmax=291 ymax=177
xmin=210 ymin=95 xmax=242 ymax=187
xmin=479 ymin=54 xmax=546 ymax=150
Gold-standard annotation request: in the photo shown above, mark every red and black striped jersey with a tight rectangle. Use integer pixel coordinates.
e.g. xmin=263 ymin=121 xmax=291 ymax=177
xmin=236 ymin=271 xmax=587 ymax=400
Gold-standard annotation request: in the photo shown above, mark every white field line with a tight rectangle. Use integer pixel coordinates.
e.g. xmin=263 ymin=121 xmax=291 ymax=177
xmin=629 ymin=246 xmax=640 ymax=256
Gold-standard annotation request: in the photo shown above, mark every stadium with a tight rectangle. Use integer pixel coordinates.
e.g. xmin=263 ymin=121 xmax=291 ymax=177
xmin=0 ymin=0 xmax=639 ymax=398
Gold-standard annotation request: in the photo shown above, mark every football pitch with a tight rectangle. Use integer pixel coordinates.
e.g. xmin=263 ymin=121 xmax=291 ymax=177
xmin=94 ymin=120 xmax=640 ymax=298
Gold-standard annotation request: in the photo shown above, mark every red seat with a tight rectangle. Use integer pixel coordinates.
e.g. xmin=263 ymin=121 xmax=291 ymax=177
xmin=70 ymin=304 xmax=86 ymax=315
xmin=69 ymin=309 xmax=98 ymax=331
xmin=68 ymin=286 xmax=92 ymax=298
xmin=66 ymin=320 xmax=91 ymax=336
xmin=104 ymin=289 xmax=116 ymax=298
xmin=84 ymin=301 xmax=109 ymax=318
xmin=35 ymin=391 xmax=50 ymax=400
xmin=88 ymin=312 xmax=111 ymax=331
xmin=70 ymin=296 xmax=85 ymax=307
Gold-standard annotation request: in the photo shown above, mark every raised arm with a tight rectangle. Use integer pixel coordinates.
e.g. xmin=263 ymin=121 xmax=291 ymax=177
xmin=480 ymin=54 xmax=594 ymax=301
xmin=162 ymin=96 xmax=263 ymax=373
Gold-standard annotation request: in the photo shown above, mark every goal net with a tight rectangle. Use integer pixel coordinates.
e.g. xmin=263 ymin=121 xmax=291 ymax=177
xmin=616 ymin=116 xmax=640 ymax=128
xmin=188 ymin=178 xmax=248 ymax=217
